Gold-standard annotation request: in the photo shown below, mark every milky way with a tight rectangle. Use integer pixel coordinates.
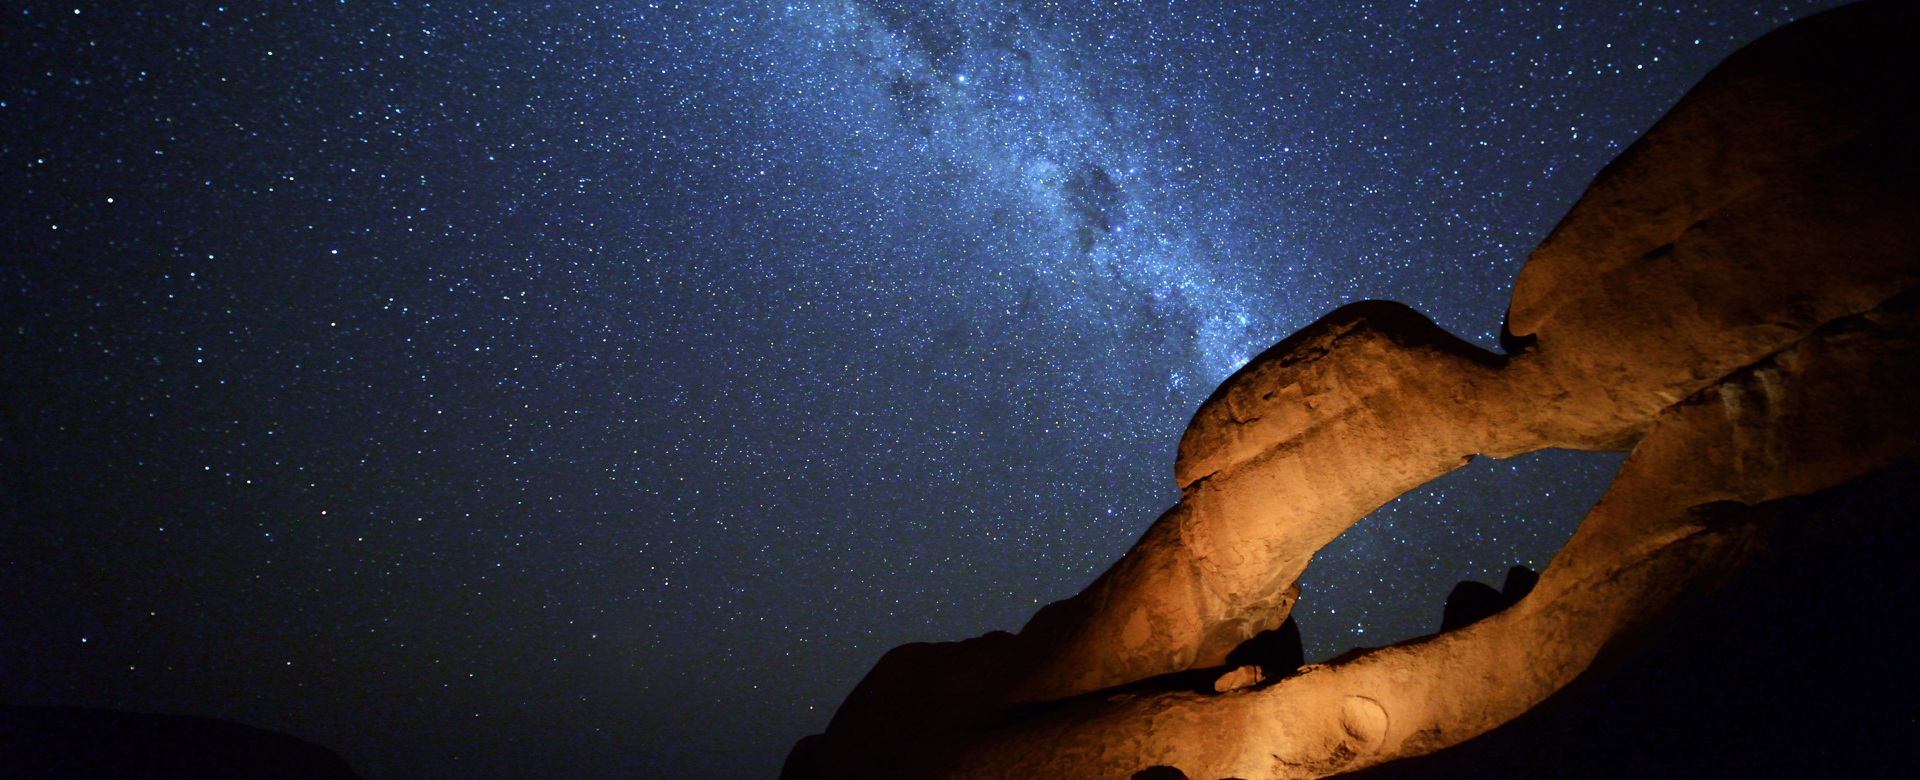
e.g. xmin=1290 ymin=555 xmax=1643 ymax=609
xmin=3 ymin=2 xmax=1852 ymax=778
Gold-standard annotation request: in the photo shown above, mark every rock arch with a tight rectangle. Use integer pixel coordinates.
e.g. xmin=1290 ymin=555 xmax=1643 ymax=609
xmin=783 ymin=3 xmax=1920 ymax=778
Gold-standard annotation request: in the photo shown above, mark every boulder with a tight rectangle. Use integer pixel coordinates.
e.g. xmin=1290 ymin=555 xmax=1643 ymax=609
xmin=1438 ymin=581 xmax=1505 ymax=634
xmin=1439 ymin=566 xmax=1537 ymax=633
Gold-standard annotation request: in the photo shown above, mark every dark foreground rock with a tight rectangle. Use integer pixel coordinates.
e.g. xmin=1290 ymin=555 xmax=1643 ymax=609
xmin=1439 ymin=566 xmax=1539 ymax=633
xmin=0 ymin=706 xmax=364 ymax=780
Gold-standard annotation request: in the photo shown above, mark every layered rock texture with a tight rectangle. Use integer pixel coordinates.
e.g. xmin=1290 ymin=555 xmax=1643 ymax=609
xmin=783 ymin=3 xmax=1920 ymax=778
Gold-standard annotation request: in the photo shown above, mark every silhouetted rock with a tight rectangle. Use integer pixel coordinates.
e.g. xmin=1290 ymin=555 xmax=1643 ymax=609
xmin=1440 ymin=566 xmax=1539 ymax=632
xmin=0 ymin=706 xmax=364 ymax=780
xmin=1439 ymin=581 xmax=1506 ymax=633
xmin=1499 ymin=566 xmax=1537 ymax=602
xmin=1225 ymin=616 xmax=1304 ymax=680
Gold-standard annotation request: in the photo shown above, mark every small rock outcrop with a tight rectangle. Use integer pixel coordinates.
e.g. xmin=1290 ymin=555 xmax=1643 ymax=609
xmin=1439 ymin=566 xmax=1538 ymax=633
xmin=1212 ymin=665 xmax=1265 ymax=694
xmin=1499 ymin=566 xmax=1538 ymax=604
xmin=1223 ymin=616 xmax=1304 ymax=681
xmin=1439 ymin=581 xmax=1505 ymax=634
xmin=783 ymin=3 xmax=1920 ymax=779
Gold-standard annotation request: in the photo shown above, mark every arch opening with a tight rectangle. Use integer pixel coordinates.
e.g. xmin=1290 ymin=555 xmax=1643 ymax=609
xmin=1292 ymin=448 xmax=1627 ymax=662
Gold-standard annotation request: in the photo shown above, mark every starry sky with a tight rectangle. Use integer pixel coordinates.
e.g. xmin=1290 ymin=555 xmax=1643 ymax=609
xmin=2 ymin=1 xmax=1853 ymax=778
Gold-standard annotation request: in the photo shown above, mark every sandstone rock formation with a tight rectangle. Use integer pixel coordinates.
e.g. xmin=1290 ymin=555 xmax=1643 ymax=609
xmin=783 ymin=3 xmax=1920 ymax=778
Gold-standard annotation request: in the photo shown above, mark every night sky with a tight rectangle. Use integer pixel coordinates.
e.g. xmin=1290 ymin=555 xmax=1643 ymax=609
xmin=3 ymin=2 xmax=1852 ymax=778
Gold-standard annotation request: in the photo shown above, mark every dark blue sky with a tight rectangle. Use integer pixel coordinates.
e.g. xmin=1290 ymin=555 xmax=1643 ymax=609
xmin=2 ymin=2 xmax=1849 ymax=777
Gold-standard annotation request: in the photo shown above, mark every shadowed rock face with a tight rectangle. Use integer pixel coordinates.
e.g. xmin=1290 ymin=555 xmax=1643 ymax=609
xmin=782 ymin=3 xmax=1920 ymax=779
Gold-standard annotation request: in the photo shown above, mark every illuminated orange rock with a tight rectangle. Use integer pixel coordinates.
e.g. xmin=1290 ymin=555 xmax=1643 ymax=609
xmin=782 ymin=3 xmax=1920 ymax=778
xmin=939 ymin=293 xmax=1920 ymax=780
